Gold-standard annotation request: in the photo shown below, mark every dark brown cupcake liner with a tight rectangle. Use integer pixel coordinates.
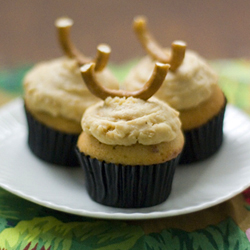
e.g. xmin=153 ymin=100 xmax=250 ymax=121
xmin=24 ymin=105 xmax=79 ymax=166
xmin=75 ymin=147 xmax=180 ymax=208
xmin=179 ymin=98 xmax=227 ymax=164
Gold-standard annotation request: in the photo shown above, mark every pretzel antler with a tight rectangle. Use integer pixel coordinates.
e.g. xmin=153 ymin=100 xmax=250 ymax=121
xmin=94 ymin=44 xmax=111 ymax=72
xmin=55 ymin=17 xmax=110 ymax=71
xmin=133 ymin=16 xmax=186 ymax=72
xmin=81 ymin=62 xmax=170 ymax=100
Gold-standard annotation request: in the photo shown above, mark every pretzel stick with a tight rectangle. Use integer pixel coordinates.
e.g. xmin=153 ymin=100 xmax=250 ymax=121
xmin=133 ymin=16 xmax=169 ymax=63
xmin=94 ymin=44 xmax=111 ymax=72
xmin=55 ymin=17 xmax=90 ymax=65
xmin=55 ymin=17 xmax=109 ymax=71
xmin=133 ymin=16 xmax=186 ymax=71
xmin=170 ymin=41 xmax=187 ymax=71
xmin=81 ymin=62 xmax=170 ymax=100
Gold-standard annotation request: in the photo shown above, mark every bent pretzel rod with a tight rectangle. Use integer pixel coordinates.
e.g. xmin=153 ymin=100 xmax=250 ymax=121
xmin=81 ymin=62 xmax=170 ymax=100
xmin=55 ymin=17 xmax=110 ymax=72
xmin=133 ymin=16 xmax=186 ymax=72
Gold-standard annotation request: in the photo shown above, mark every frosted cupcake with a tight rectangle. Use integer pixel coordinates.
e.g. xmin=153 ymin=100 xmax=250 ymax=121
xmin=24 ymin=17 xmax=119 ymax=166
xmin=124 ymin=16 xmax=227 ymax=164
xmin=76 ymin=61 xmax=184 ymax=208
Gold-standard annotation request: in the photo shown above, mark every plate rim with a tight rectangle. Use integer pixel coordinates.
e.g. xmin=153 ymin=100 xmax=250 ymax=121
xmin=0 ymin=98 xmax=249 ymax=220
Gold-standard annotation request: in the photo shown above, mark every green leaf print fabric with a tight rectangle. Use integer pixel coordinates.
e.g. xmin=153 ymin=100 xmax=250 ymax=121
xmin=0 ymin=216 xmax=143 ymax=250
xmin=0 ymin=59 xmax=250 ymax=249
xmin=132 ymin=219 xmax=248 ymax=250
xmin=0 ymin=203 xmax=249 ymax=249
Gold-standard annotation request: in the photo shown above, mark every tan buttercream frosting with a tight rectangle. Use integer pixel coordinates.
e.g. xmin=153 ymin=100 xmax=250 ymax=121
xmin=24 ymin=57 xmax=119 ymax=122
xmin=124 ymin=50 xmax=218 ymax=110
xmin=81 ymin=96 xmax=181 ymax=146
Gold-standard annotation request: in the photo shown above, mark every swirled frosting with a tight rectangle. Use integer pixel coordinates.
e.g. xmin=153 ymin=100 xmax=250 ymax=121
xmin=81 ymin=96 xmax=181 ymax=146
xmin=124 ymin=50 xmax=218 ymax=110
xmin=24 ymin=57 xmax=119 ymax=122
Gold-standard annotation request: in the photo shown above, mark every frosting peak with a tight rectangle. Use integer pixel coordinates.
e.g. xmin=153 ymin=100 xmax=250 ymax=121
xmin=125 ymin=50 xmax=218 ymax=110
xmin=24 ymin=57 xmax=118 ymax=122
xmin=81 ymin=96 xmax=181 ymax=146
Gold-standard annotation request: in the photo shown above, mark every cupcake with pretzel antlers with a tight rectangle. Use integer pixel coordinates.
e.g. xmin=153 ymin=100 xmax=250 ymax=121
xmin=124 ymin=16 xmax=227 ymax=164
xmin=23 ymin=17 xmax=119 ymax=166
xmin=76 ymin=59 xmax=184 ymax=208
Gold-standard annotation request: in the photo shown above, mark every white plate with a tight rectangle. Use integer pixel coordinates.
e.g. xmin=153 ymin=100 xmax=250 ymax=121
xmin=0 ymin=98 xmax=250 ymax=220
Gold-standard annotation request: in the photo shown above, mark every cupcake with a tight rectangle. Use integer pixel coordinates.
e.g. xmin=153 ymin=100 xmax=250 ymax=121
xmin=76 ymin=61 xmax=184 ymax=208
xmin=124 ymin=16 xmax=227 ymax=164
xmin=23 ymin=17 xmax=119 ymax=166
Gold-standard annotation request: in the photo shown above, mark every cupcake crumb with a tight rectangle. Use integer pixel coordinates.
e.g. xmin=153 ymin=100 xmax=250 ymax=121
xmin=151 ymin=145 xmax=159 ymax=153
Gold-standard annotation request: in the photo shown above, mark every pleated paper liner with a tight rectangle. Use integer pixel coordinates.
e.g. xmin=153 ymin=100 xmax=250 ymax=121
xmin=179 ymin=98 xmax=227 ymax=164
xmin=24 ymin=105 xmax=79 ymax=166
xmin=76 ymin=148 xmax=181 ymax=208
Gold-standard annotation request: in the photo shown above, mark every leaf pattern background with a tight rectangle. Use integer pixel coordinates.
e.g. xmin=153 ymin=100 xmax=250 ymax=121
xmin=0 ymin=216 xmax=143 ymax=250
xmin=0 ymin=215 xmax=249 ymax=249
xmin=211 ymin=59 xmax=250 ymax=112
